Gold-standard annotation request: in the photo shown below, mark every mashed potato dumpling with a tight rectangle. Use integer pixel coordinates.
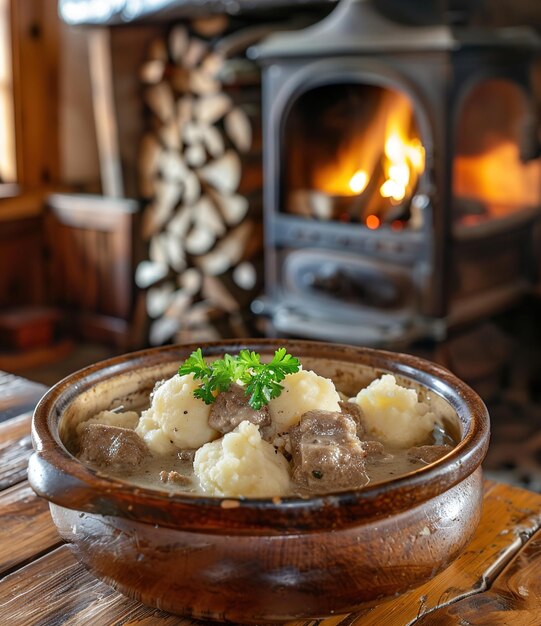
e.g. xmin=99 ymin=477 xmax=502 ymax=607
xmin=194 ymin=421 xmax=290 ymax=497
xmin=352 ymin=374 xmax=436 ymax=448
xmin=267 ymin=369 xmax=341 ymax=436
xmin=136 ymin=373 xmax=218 ymax=454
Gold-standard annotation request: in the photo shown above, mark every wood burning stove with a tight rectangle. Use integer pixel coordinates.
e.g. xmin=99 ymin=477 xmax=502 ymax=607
xmin=251 ymin=0 xmax=541 ymax=346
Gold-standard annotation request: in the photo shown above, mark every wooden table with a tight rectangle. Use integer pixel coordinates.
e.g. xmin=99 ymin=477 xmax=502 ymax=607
xmin=1 ymin=371 xmax=541 ymax=626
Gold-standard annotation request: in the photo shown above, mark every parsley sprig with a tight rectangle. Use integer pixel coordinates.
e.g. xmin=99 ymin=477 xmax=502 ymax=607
xmin=178 ymin=347 xmax=300 ymax=410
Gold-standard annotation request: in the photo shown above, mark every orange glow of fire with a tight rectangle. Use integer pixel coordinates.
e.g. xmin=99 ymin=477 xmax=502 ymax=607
xmin=349 ymin=170 xmax=369 ymax=194
xmin=313 ymin=91 xmax=425 ymax=223
xmin=454 ymin=141 xmax=541 ymax=215
xmin=365 ymin=214 xmax=380 ymax=229
xmin=380 ymin=125 xmax=425 ymax=203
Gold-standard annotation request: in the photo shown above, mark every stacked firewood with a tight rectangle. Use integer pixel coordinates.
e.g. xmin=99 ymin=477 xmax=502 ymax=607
xmin=136 ymin=16 xmax=264 ymax=345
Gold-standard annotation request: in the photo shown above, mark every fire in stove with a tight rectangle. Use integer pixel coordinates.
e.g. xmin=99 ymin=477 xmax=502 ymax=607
xmin=453 ymin=79 xmax=541 ymax=226
xmin=253 ymin=0 xmax=541 ymax=347
xmin=285 ymin=85 xmax=426 ymax=229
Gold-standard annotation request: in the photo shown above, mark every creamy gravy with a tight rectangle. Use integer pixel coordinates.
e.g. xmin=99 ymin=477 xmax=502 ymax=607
xmin=98 ymin=422 xmax=456 ymax=497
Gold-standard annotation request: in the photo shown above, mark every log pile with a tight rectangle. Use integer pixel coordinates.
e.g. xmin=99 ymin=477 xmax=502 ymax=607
xmin=136 ymin=17 xmax=264 ymax=345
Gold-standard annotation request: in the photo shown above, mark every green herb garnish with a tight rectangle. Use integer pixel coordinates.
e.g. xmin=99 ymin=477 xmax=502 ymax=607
xmin=178 ymin=347 xmax=300 ymax=410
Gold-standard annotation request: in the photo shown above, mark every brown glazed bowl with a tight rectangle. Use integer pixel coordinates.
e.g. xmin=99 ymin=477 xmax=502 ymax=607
xmin=29 ymin=339 xmax=490 ymax=623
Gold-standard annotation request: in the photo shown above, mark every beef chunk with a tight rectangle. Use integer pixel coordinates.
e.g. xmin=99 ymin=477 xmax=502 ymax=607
xmin=159 ymin=470 xmax=192 ymax=486
xmin=208 ymin=384 xmax=271 ymax=434
xmin=362 ymin=440 xmax=387 ymax=460
xmin=290 ymin=410 xmax=369 ymax=492
xmin=408 ymin=444 xmax=453 ymax=465
xmin=339 ymin=401 xmax=365 ymax=437
xmin=78 ymin=423 xmax=149 ymax=471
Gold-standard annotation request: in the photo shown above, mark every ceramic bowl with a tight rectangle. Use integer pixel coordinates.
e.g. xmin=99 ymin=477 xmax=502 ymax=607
xmin=28 ymin=339 xmax=490 ymax=623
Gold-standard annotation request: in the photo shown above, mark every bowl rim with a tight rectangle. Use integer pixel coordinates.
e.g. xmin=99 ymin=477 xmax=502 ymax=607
xmin=29 ymin=339 xmax=490 ymax=534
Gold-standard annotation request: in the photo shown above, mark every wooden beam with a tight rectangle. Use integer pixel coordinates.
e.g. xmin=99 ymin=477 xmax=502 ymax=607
xmin=87 ymin=28 xmax=124 ymax=197
xmin=10 ymin=0 xmax=60 ymax=188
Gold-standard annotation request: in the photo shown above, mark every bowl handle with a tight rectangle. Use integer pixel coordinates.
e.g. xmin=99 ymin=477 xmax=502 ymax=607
xmin=28 ymin=451 xmax=113 ymax=516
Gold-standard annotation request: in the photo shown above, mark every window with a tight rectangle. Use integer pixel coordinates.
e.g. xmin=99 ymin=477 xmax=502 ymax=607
xmin=0 ymin=0 xmax=16 ymax=182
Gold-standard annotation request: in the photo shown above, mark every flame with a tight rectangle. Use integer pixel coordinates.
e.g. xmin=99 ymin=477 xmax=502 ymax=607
xmin=380 ymin=179 xmax=405 ymax=202
xmin=453 ymin=79 xmax=541 ymax=223
xmin=408 ymin=138 xmax=425 ymax=171
xmin=389 ymin=163 xmax=410 ymax=187
xmin=311 ymin=90 xmax=425 ymax=221
xmin=454 ymin=142 xmax=541 ymax=218
xmin=380 ymin=115 xmax=425 ymax=204
xmin=349 ymin=170 xmax=369 ymax=194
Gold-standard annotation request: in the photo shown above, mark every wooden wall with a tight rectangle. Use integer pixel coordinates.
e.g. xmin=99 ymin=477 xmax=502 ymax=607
xmin=10 ymin=0 xmax=60 ymax=189
xmin=0 ymin=198 xmax=44 ymax=309
xmin=1 ymin=0 xmax=541 ymax=335
xmin=59 ymin=24 xmax=100 ymax=191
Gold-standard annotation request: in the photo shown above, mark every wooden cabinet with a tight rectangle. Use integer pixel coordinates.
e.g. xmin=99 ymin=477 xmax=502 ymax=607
xmin=45 ymin=193 xmax=144 ymax=348
xmin=0 ymin=193 xmax=45 ymax=309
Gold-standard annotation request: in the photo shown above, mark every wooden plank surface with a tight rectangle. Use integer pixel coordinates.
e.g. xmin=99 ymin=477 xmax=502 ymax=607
xmin=0 ymin=546 xmax=193 ymax=626
xmin=312 ymin=482 xmax=541 ymax=626
xmin=0 ymin=371 xmax=46 ymax=421
xmin=0 ymin=481 xmax=61 ymax=576
xmin=414 ymin=528 xmax=541 ymax=625
xmin=0 ymin=412 xmax=33 ymax=490
xmin=0 ymin=480 xmax=539 ymax=626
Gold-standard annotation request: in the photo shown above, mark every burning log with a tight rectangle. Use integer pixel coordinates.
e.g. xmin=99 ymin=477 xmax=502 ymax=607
xmin=287 ymin=190 xmax=334 ymax=220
